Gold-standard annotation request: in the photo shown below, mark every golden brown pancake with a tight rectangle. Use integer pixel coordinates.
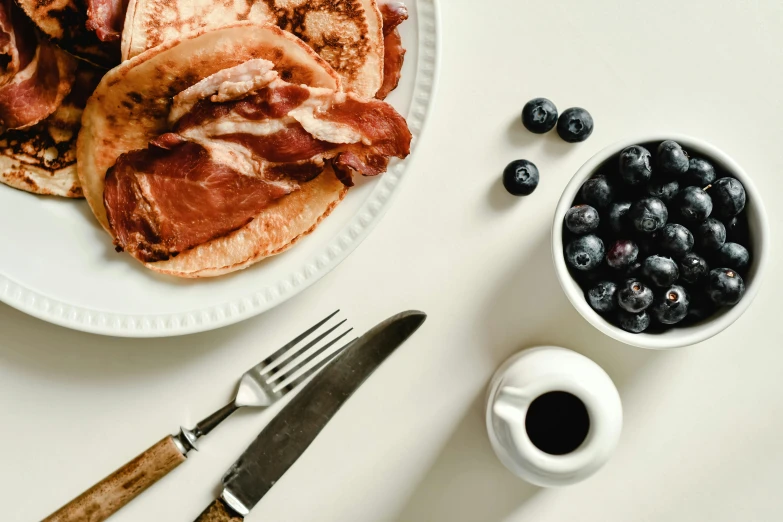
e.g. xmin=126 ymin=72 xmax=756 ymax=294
xmin=78 ymin=23 xmax=348 ymax=277
xmin=121 ymin=0 xmax=383 ymax=97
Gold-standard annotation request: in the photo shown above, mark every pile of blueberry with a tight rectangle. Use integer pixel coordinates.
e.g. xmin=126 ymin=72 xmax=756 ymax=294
xmin=563 ymin=140 xmax=751 ymax=334
xmin=503 ymin=98 xmax=594 ymax=197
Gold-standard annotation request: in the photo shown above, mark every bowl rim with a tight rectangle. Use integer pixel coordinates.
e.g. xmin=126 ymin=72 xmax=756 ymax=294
xmin=551 ymin=133 xmax=771 ymax=349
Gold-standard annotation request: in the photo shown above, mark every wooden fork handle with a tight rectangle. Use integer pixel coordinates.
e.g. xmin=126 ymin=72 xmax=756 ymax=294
xmin=194 ymin=499 xmax=244 ymax=522
xmin=43 ymin=435 xmax=186 ymax=522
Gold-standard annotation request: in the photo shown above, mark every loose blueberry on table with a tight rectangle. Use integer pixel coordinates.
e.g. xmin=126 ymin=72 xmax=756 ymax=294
xmin=563 ymin=139 xmax=752 ymax=334
xmin=503 ymin=159 xmax=539 ymax=196
xmin=557 ymin=107 xmax=594 ymax=143
xmin=522 ymin=98 xmax=559 ymax=134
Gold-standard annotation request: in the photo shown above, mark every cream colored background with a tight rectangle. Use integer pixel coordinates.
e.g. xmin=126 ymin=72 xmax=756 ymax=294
xmin=2 ymin=0 xmax=783 ymax=520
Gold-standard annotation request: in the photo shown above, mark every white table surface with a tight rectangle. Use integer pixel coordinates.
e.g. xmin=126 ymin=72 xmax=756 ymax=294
xmin=3 ymin=0 xmax=783 ymax=520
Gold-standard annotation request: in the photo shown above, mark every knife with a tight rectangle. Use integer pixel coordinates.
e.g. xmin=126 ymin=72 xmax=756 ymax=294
xmin=190 ymin=310 xmax=426 ymax=521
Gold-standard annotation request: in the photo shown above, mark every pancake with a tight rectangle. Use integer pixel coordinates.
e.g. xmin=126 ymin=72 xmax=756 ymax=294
xmin=78 ymin=23 xmax=349 ymax=277
xmin=121 ymin=0 xmax=384 ymax=98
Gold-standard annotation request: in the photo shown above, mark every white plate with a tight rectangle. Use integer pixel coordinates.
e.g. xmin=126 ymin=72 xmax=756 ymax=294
xmin=0 ymin=0 xmax=439 ymax=337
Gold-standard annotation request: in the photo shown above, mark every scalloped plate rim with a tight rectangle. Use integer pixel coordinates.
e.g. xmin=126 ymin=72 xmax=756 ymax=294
xmin=0 ymin=0 xmax=440 ymax=337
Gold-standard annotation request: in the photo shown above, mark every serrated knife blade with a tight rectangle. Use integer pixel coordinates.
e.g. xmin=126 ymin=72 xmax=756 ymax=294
xmin=192 ymin=310 xmax=426 ymax=522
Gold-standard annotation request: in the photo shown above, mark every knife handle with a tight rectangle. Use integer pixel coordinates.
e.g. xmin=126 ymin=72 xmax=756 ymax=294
xmin=194 ymin=499 xmax=244 ymax=522
xmin=43 ymin=435 xmax=186 ymax=522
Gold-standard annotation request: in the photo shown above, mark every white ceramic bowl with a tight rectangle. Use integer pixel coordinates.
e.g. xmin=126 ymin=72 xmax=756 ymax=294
xmin=552 ymin=135 xmax=770 ymax=349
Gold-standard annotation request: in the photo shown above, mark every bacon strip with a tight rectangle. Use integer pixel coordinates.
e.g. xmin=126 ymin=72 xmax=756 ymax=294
xmin=86 ymin=0 xmax=129 ymax=42
xmin=0 ymin=41 xmax=77 ymax=130
xmin=380 ymin=2 xmax=409 ymax=36
xmin=0 ymin=0 xmax=17 ymax=87
xmin=105 ymin=141 xmax=297 ymax=262
xmin=0 ymin=2 xmax=77 ymax=130
xmin=0 ymin=0 xmax=35 ymax=88
xmin=176 ymin=82 xmax=411 ymax=173
xmin=376 ymin=2 xmax=408 ymax=100
xmin=106 ymin=72 xmax=411 ymax=262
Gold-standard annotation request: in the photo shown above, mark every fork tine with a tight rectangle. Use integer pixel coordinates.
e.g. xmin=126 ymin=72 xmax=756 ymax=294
xmin=275 ymin=337 xmax=358 ymax=394
xmin=256 ymin=310 xmax=340 ymax=373
xmin=267 ymin=327 xmax=354 ymax=384
xmin=260 ymin=318 xmax=347 ymax=376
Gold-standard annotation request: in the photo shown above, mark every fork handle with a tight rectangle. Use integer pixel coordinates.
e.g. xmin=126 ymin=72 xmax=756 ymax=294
xmin=42 ymin=436 xmax=186 ymax=522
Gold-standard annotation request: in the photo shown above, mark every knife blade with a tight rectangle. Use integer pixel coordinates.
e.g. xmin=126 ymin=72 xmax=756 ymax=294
xmin=192 ymin=310 xmax=426 ymax=522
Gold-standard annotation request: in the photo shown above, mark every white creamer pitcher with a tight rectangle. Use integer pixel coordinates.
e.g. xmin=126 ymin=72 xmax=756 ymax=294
xmin=486 ymin=346 xmax=623 ymax=487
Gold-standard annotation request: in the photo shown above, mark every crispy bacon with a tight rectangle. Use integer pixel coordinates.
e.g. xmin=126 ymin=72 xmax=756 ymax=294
xmin=376 ymin=2 xmax=408 ymax=100
xmin=218 ymin=127 xmax=337 ymax=164
xmin=0 ymin=0 xmax=20 ymax=87
xmin=106 ymin=68 xmax=411 ymax=262
xmin=174 ymin=84 xmax=313 ymax=132
xmin=169 ymin=59 xmax=280 ymax=124
xmin=0 ymin=0 xmax=38 ymax=88
xmin=0 ymin=38 xmax=77 ymax=130
xmin=150 ymin=132 xmax=188 ymax=150
xmin=379 ymin=2 xmax=409 ymax=36
xmin=105 ymin=141 xmax=296 ymax=262
xmin=86 ymin=0 xmax=129 ymax=42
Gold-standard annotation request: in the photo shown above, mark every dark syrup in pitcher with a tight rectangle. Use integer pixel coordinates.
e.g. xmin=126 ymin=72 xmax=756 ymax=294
xmin=525 ymin=391 xmax=590 ymax=455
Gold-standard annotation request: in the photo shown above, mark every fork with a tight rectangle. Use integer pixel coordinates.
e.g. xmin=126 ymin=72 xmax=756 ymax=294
xmin=43 ymin=311 xmax=355 ymax=522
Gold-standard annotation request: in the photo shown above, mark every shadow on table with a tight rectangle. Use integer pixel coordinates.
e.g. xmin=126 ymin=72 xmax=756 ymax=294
xmin=395 ymin=231 xmax=663 ymax=522
xmin=0 ymin=293 xmax=305 ymax=383
xmin=395 ymin=394 xmax=540 ymax=522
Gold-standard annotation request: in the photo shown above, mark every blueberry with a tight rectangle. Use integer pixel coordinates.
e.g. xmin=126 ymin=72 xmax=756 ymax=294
xmin=645 ymin=178 xmax=680 ymax=204
xmin=619 ymin=145 xmax=652 ymax=185
xmin=709 ymin=177 xmax=746 ymax=219
xmin=587 ymin=281 xmax=617 ymax=313
xmin=659 ymin=223 xmax=694 ymax=256
xmin=683 ymin=292 xmax=716 ymax=325
xmin=564 ymin=205 xmax=600 ymax=234
xmin=616 ymin=310 xmax=651 ymax=333
xmin=606 ymin=240 xmax=639 ymax=270
xmin=684 ymin=158 xmax=716 ymax=187
xmin=642 ymin=255 xmax=679 ymax=287
xmin=725 ymin=215 xmax=749 ymax=244
xmin=695 ymin=218 xmax=726 ymax=251
xmin=624 ymin=261 xmax=643 ymax=278
xmin=679 ymin=253 xmax=709 ymax=284
xmin=503 ymin=159 xmax=539 ymax=196
xmin=651 ymin=285 xmax=690 ymax=325
xmin=716 ymin=242 xmax=750 ymax=273
xmin=657 ymin=140 xmax=689 ymax=175
xmin=675 ymin=186 xmax=713 ymax=222
xmin=579 ymin=175 xmax=615 ymax=209
xmin=557 ymin=107 xmax=594 ymax=143
xmin=629 ymin=197 xmax=668 ymax=233
xmin=522 ymin=98 xmax=558 ymax=134
xmin=618 ymin=278 xmax=654 ymax=313
xmin=608 ymin=201 xmax=632 ymax=234
xmin=565 ymin=234 xmax=605 ymax=271
xmin=708 ymin=268 xmax=745 ymax=306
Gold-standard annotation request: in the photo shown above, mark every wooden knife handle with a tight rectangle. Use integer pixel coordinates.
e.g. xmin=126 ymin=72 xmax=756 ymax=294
xmin=43 ymin=435 xmax=186 ymax=522
xmin=194 ymin=499 xmax=244 ymax=522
